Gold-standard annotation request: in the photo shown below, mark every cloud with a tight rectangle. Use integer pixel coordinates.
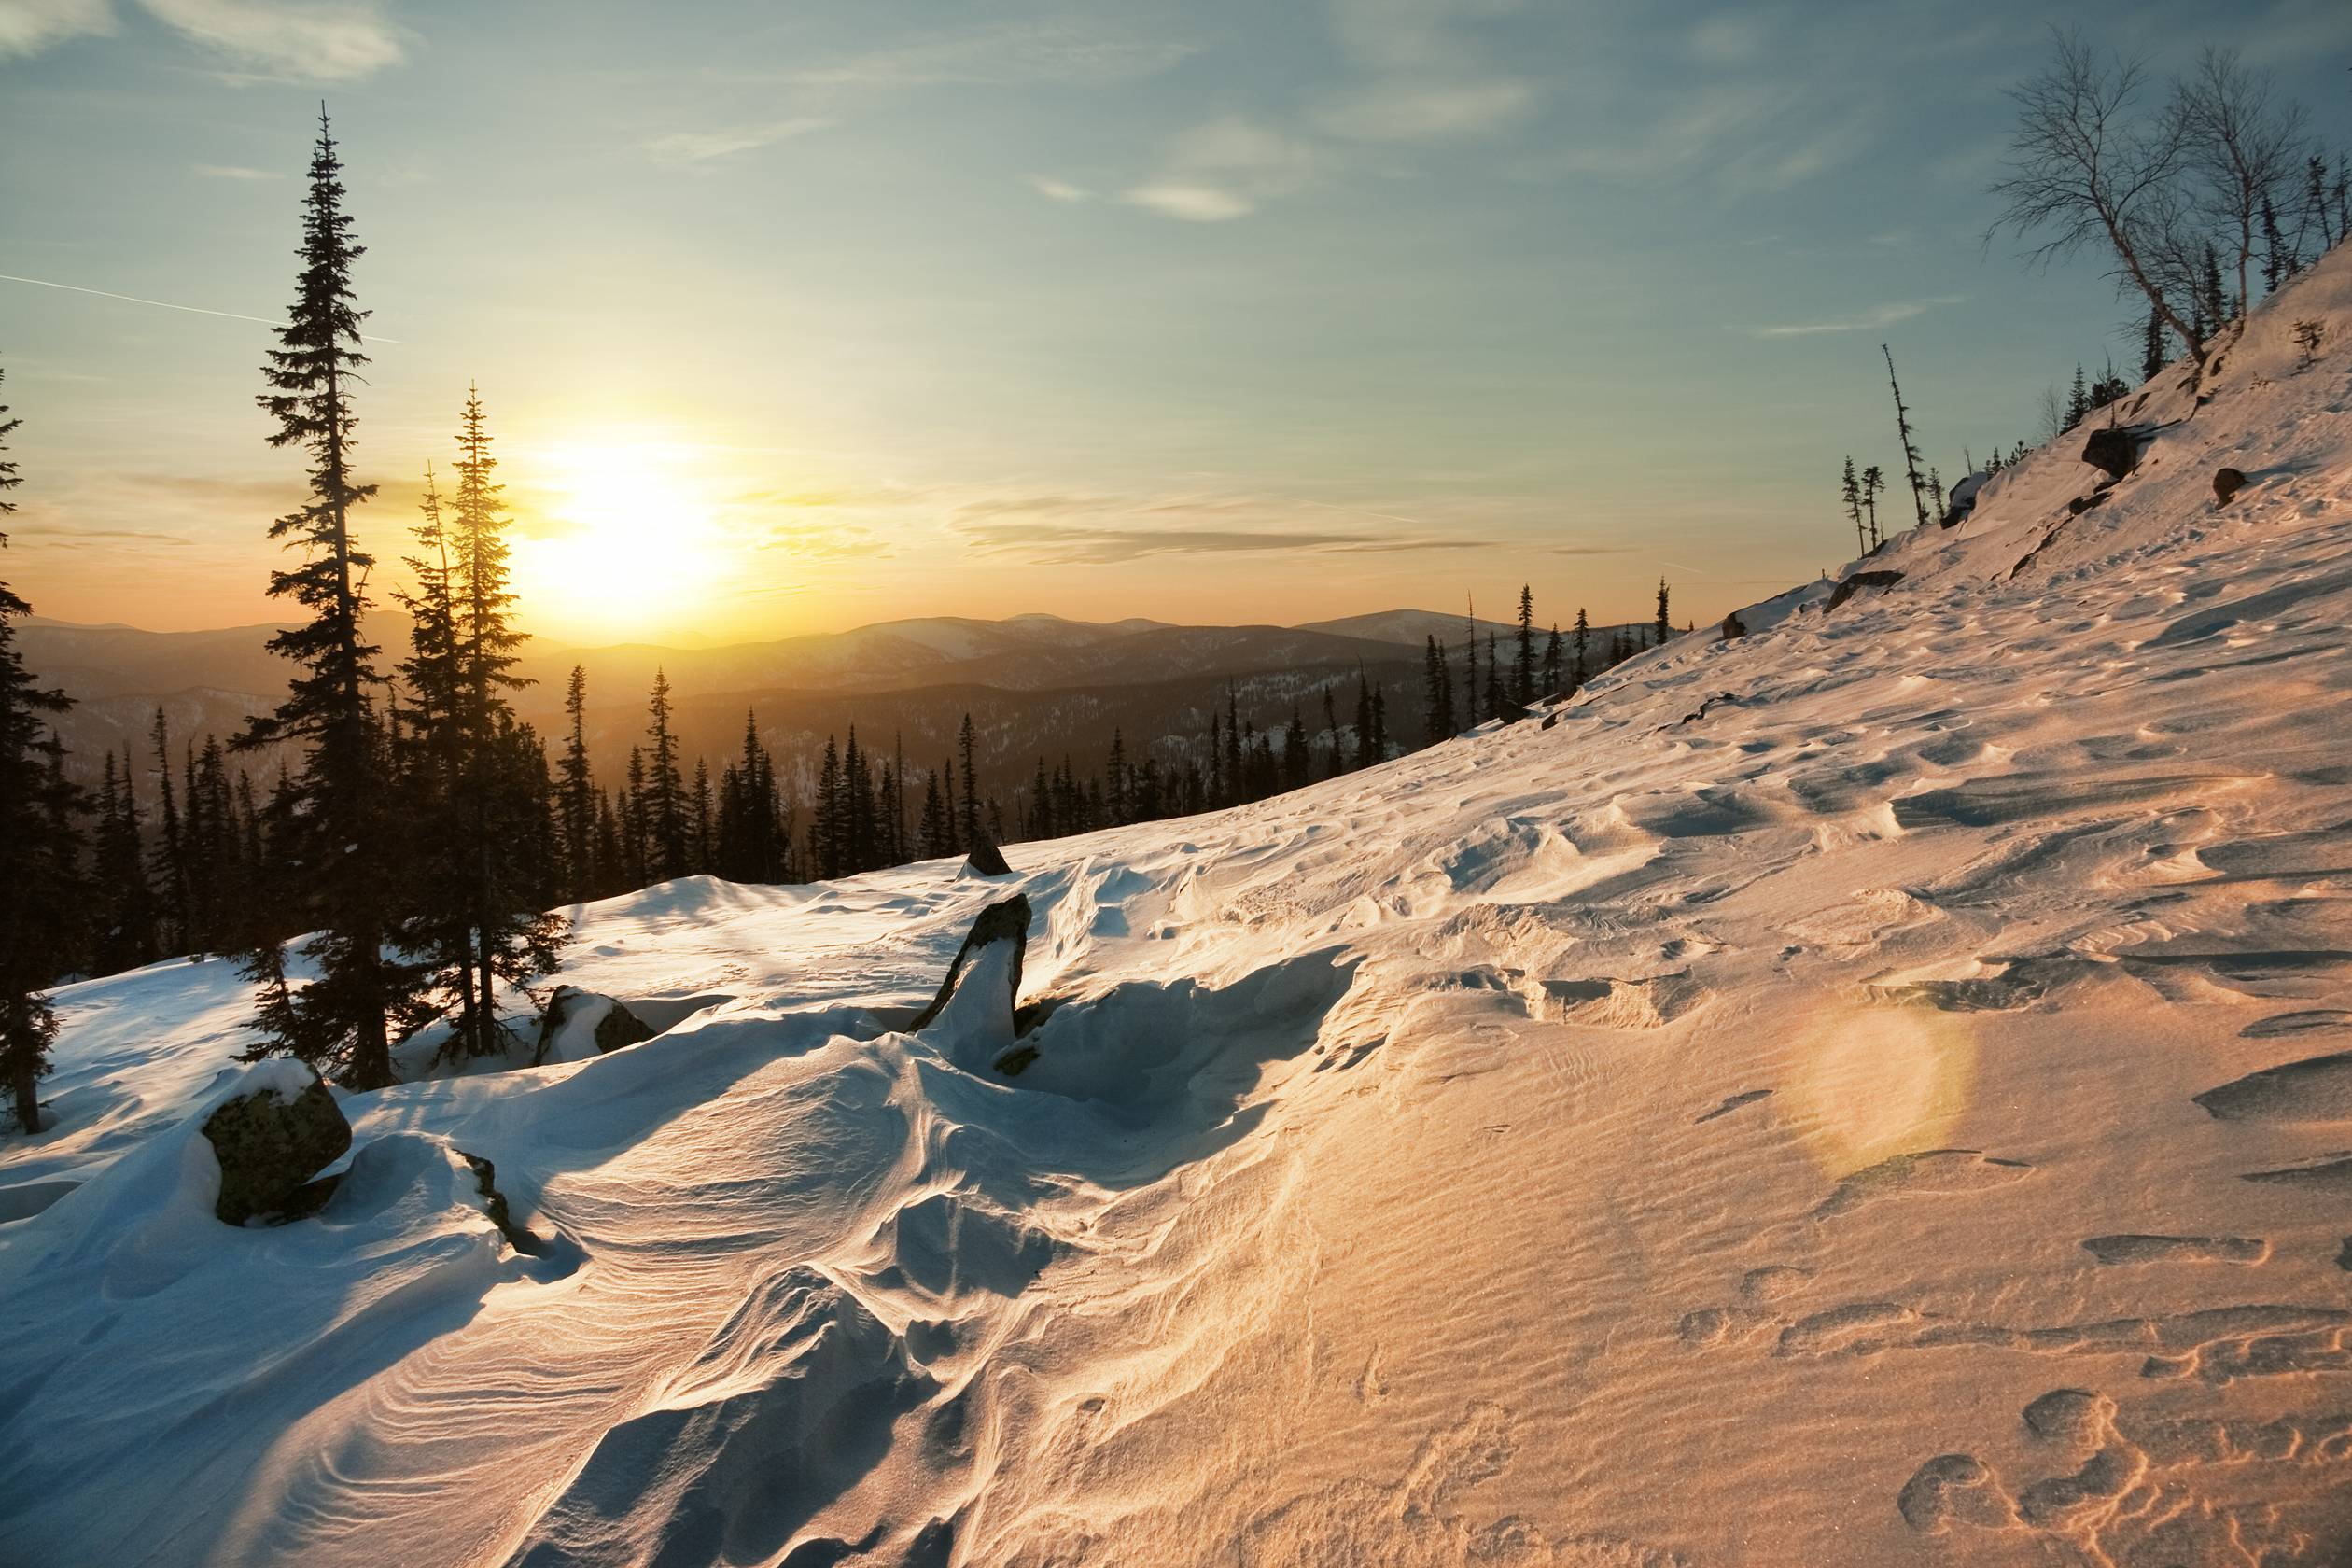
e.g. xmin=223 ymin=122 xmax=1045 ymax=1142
xmin=1738 ymin=296 xmax=1966 ymax=338
xmin=777 ymin=21 xmax=1195 ymax=88
xmin=1313 ymin=78 xmax=1531 ymax=143
xmin=642 ymin=118 xmax=833 ymax=163
xmin=192 ymin=162 xmax=277 ymax=180
xmin=138 ymin=0 xmax=408 ymax=80
xmin=0 ymin=0 xmax=112 ymax=59
xmin=1029 ymin=175 xmax=1091 ymax=203
xmin=958 ymin=522 xmax=1435 ymax=565
xmin=1125 ymin=116 xmax=1317 ymax=222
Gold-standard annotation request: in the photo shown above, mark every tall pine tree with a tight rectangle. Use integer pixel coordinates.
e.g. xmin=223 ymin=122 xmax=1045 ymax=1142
xmin=235 ymin=108 xmax=419 ymax=1089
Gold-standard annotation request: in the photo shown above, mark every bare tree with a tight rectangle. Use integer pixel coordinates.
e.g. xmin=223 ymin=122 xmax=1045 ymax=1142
xmin=1987 ymin=28 xmax=2205 ymax=362
xmin=2036 ymin=382 xmax=2070 ymax=443
xmin=2179 ymin=48 xmax=2307 ymax=321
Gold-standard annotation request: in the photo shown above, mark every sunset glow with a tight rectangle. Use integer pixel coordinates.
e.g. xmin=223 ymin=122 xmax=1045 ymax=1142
xmin=511 ymin=442 xmax=728 ymax=641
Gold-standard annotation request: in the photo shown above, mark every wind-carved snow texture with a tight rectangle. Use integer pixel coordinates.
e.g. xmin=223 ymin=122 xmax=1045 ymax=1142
xmin=8 ymin=258 xmax=2352 ymax=1566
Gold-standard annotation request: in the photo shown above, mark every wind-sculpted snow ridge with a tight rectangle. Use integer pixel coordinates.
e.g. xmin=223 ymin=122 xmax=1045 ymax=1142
xmin=7 ymin=254 xmax=2352 ymax=1565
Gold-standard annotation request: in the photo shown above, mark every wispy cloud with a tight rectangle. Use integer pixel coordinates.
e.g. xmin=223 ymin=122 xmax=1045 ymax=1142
xmin=192 ymin=162 xmax=277 ymax=180
xmin=642 ymin=117 xmax=833 ymax=163
xmin=1029 ymin=175 xmax=1091 ymax=203
xmin=140 ymin=0 xmax=408 ymax=81
xmin=959 ymin=522 xmax=1435 ymax=565
xmin=0 ymin=0 xmax=113 ymax=59
xmin=775 ymin=21 xmax=1195 ymax=89
xmin=1126 ymin=116 xmax=1317 ymax=222
xmin=1313 ymin=78 xmax=1532 ymax=143
xmin=1738 ymin=296 xmax=1966 ymax=339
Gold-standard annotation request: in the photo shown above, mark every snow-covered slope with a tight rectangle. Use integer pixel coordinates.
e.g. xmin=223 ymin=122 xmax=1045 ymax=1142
xmin=6 ymin=251 xmax=2352 ymax=1567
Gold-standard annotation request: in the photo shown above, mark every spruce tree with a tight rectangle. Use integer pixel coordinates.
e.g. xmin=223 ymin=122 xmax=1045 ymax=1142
xmin=957 ymin=713 xmax=980 ymax=848
xmin=1542 ymin=623 xmax=1561 ymax=694
xmin=1513 ymin=584 xmax=1535 ymax=704
xmin=1860 ymin=465 xmax=1885 ymax=549
xmin=430 ymin=388 xmax=563 ymax=1057
xmin=2 ymin=366 xmax=88 ymax=1129
xmin=234 ymin=106 xmax=418 ymax=1090
xmin=147 ymin=707 xmax=189 ymax=955
xmin=690 ymin=759 xmax=713 ymax=875
xmin=1422 ymin=635 xmax=1452 ymax=743
xmin=2261 ymin=194 xmax=2291 ymax=290
xmin=1571 ymin=607 xmax=1589 ymax=688
xmin=1841 ymin=456 xmax=1865 ymax=556
xmin=557 ymin=665 xmax=593 ymax=900
xmin=1881 ymin=343 xmax=1930 ymax=534
xmin=1654 ymin=579 xmax=1671 ymax=647
xmin=1352 ymin=673 xmax=1374 ymax=770
xmin=641 ymin=667 xmax=686 ymax=880
xmin=2141 ymin=308 xmax=2166 ymax=381
xmin=91 ymin=750 xmax=159 ymax=976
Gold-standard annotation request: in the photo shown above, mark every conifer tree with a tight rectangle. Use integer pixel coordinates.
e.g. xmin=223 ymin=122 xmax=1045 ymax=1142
xmin=2064 ymin=363 xmax=2090 ymax=430
xmin=1513 ymin=584 xmax=1535 ymax=704
xmin=690 ymin=758 xmax=713 ymax=875
xmin=1841 ymin=456 xmax=1865 ymax=556
xmin=1352 ymin=673 xmax=1374 ymax=770
xmin=2 ymin=365 xmax=88 ymax=1128
xmin=1422 ymin=635 xmax=1452 ymax=743
xmin=641 ymin=666 xmax=686 ymax=881
xmin=147 ymin=707 xmax=189 ymax=954
xmin=1882 ymin=343 xmax=1930 ymax=534
xmin=441 ymin=391 xmax=562 ymax=1051
xmin=91 ymin=749 xmax=159 ymax=976
xmin=1860 ymin=465 xmax=1886 ymax=549
xmin=2141 ymin=307 xmax=2166 ymax=381
xmin=813 ymin=735 xmax=843 ymax=879
xmin=1571 ymin=608 xmax=1590 ymax=688
xmin=1482 ymin=631 xmax=1504 ymax=721
xmin=557 ymin=665 xmax=593 ymax=900
xmin=234 ymin=106 xmax=418 ymax=1090
xmin=1542 ymin=623 xmax=1561 ymax=694
xmin=917 ymin=768 xmax=949 ymax=859
xmin=957 ymin=713 xmax=980 ymax=848
xmin=2261 ymin=193 xmax=2292 ymax=290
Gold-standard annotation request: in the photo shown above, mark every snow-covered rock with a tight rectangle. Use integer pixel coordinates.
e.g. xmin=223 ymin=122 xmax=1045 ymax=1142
xmin=531 ymin=986 xmax=655 ymax=1066
xmin=198 ymin=1060 xmax=348 ymax=1224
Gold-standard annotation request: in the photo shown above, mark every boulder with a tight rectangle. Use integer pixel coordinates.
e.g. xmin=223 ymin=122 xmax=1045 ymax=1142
xmin=1825 ymin=569 xmax=1905 ymax=613
xmin=2079 ymin=425 xmax=2146 ymax=480
xmin=1719 ymin=611 xmax=1747 ymax=640
xmin=201 ymin=1072 xmax=352 ymax=1225
xmin=2213 ymin=467 xmax=2247 ymax=505
xmin=2066 ymin=493 xmax=2108 ymax=516
xmin=964 ymin=835 xmax=1013 ymax=876
xmin=533 ymin=987 xmax=654 ymax=1066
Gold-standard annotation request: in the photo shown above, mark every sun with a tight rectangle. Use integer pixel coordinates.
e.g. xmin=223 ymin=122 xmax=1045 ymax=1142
xmin=511 ymin=441 xmax=726 ymax=642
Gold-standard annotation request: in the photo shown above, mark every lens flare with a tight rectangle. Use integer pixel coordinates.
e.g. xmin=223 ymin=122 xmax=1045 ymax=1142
xmin=1780 ymin=1003 xmax=1979 ymax=1175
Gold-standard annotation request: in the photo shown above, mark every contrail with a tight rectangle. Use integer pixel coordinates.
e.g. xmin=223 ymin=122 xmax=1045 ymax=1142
xmin=0 ymin=273 xmax=406 ymax=343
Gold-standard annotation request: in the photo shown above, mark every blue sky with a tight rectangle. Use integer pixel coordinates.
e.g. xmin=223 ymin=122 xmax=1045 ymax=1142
xmin=3 ymin=0 xmax=2348 ymax=642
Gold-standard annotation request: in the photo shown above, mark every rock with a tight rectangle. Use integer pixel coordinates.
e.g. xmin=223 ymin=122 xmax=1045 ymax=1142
xmin=1825 ymin=569 xmax=1905 ymax=613
xmin=1719 ymin=611 xmax=1747 ymax=639
xmin=2066 ymin=493 xmax=2107 ymax=516
xmin=461 ymin=1152 xmax=549 ymax=1256
xmin=1939 ymin=470 xmax=1987 ymax=528
xmin=2079 ymin=425 xmax=2146 ymax=480
xmin=533 ymin=986 xmax=654 ymax=1065
xmin=201 ymin=1073 xmax=352 ymax=1225
xmin=910 ymin=894 xmax=1031 ymax=1038
xmin=2213 ymin=467 xmax=2247 ymax=504
xmin=964 ymin=835 xmax=1013 ymax=876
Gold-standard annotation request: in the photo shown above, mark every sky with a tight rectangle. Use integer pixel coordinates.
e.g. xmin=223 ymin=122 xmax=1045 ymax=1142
xmin=2 ymin=0 xmax=2348 ymax=646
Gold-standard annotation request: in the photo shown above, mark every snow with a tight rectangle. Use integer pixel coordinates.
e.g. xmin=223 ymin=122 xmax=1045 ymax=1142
xmin=6 ymin=249 xmax=2352 ymax=1565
